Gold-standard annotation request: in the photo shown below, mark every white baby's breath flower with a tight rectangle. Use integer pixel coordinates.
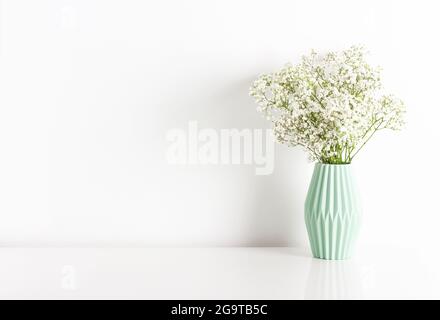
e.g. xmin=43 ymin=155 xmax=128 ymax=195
xmin=250 ymin=46 xmax=406 ymax=164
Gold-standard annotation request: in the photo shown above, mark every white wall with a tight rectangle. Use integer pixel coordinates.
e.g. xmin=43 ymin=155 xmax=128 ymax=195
xmin=0 ymin=0 xmax=439 ymax=248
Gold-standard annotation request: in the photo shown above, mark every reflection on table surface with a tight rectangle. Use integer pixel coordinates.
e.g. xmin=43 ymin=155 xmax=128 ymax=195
xmin=305 ymin=259 xmax=363 ymax=299
xmin=0 ymin=247 xmax=437 ymax=299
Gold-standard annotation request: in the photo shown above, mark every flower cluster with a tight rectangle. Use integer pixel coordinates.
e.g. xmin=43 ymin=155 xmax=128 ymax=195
xmin=250 ymin=46 xmax=405 ymax=164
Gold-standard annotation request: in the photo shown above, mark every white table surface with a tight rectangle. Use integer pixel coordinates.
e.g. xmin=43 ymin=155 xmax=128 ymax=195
xmin=0 ymin=247 xmax=438 ymax=299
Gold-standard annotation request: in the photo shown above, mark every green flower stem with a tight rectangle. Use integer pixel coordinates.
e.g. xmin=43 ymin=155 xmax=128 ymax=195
xmin=350 ymin=119 xmax=384 ymax=160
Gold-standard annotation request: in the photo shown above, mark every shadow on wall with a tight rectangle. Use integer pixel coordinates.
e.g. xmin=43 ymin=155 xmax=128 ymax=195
xmin=166 ymin=76 xmax=311 ymax=247
xmin=249 ymin=148 xmax=310 ymax=247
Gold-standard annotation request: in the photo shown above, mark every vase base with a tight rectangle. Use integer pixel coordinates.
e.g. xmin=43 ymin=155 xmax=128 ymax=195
xmin=312 ymin=253 xmax=352 ymax=261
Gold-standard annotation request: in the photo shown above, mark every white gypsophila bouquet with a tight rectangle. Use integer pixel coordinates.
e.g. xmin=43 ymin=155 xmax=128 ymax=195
xmin=250 ymin=46 xmax=405 ymax=164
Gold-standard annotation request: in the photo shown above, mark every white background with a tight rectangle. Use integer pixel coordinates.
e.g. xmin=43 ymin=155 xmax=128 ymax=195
xmin=0 ymin=0 xmax=439 ymax=253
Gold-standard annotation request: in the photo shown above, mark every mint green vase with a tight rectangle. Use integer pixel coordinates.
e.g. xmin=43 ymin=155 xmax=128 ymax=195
xmin=304 ymin=163 xmax=362 ymax=260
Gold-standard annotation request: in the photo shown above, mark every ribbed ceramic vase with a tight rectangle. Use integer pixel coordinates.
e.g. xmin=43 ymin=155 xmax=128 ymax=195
xmin=304 ymin=163 xmax=362 ymax=260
